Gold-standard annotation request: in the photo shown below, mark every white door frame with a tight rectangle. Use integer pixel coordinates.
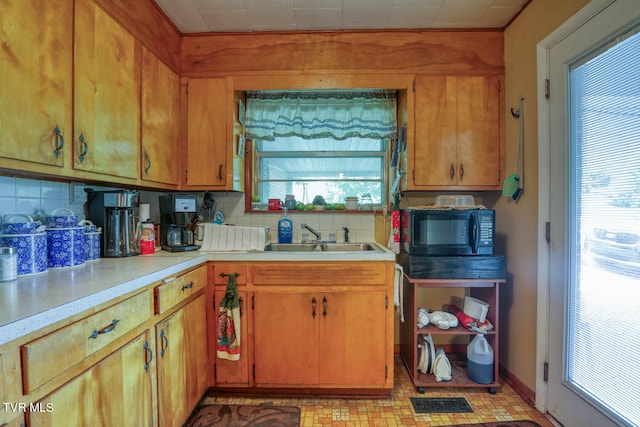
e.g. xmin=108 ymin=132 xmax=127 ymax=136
xmin=534 ymin=0 xmax=616 ymax=413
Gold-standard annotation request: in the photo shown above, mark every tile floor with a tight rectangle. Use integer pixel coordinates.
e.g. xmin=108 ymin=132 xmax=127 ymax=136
xmin=199 ymin=356 xmax=555 ymax=427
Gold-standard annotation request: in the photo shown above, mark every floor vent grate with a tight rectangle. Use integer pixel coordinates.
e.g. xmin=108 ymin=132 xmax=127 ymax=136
xmin=410 ymin=397 xmax=473 ymax=414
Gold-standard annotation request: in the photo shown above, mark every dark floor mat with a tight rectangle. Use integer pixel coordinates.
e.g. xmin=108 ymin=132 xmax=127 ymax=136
xmin=410 ymin=397 xmax=473 ymax=414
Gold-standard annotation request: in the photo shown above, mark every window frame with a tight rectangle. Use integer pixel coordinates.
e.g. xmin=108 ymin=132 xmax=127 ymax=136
xmin=244 ymin=138 xmax=390 ymax=213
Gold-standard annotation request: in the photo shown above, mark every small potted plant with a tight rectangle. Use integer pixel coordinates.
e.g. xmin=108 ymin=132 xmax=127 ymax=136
xmin=312 ymin=195 xmax=326 ymax=210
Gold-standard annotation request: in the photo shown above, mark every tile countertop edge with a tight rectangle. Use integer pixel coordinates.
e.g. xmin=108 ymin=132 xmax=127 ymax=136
xmin=0 ymin=254 xmax=209 ymax=346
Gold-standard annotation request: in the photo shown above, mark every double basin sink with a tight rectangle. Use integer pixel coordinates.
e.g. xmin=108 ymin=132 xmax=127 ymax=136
xmin=264 ymin=242 xmax=376 ymax=252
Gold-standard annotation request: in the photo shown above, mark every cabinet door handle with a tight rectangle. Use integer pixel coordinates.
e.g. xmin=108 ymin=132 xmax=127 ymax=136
xmin=88 ymin=319 xmax=119 ymax=339
xmin=218 ymin=164 xmax=224 ymax=181
xmin=311 ymin=296 xmax=316 ymax=318
xmin=143 ymin=150 xmax=151 ymax=175
xmin=459 ymin=163 xmax=464 ymax=180
xmin=322 ymin=296 xmax=327 ymax=317
xmin=239 ymin=297 xmax=243 ymax=317
xmin=78 ymin=134 xmax=88 ymax=163
xmin=53 ymin=125 xmax=64 ymax=158
xmin=160 ymin=329 xmax=168 ymax=357
xmin=449 ymin=163 xmax=455 ymax=180
xmin=181 ymin=281 xmax=194 ymax=291
xmin=144 ymin=340 xmax=153 ymax=372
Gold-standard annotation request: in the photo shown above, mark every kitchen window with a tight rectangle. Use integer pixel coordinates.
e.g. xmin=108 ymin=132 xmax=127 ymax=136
xmin=245 ymin=90 xmax=397 ymax=210
xmin=253 ymin=136 xmax=386 ymax=208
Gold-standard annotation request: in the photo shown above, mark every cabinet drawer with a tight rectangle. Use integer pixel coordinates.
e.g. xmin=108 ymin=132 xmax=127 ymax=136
xmin=253 ymin=262 xmax=387 ymax=286
xmin=154 ymin=266 xmax=206 ymax=314
xmin=21 ymin=291 xmax=151 ymax=394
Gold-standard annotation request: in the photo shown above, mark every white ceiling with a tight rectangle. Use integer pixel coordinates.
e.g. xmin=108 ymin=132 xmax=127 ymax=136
xmin=153 ymin=0 xmax=529 ymax=34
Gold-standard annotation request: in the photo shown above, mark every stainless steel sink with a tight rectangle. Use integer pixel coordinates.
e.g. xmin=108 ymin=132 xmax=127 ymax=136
xmin=264 ymin=242 xmax=376 ymax=252
xmin=319 ymin=243 xmax=376 ymax=252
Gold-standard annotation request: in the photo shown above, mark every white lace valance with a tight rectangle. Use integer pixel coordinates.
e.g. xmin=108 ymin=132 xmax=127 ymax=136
xmin=245 ymin=90 xmax=397 ymax=141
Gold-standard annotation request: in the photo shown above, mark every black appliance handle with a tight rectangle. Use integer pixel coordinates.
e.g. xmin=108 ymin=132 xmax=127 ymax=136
xmin=470 ymin=211 xmax=480 ymax=254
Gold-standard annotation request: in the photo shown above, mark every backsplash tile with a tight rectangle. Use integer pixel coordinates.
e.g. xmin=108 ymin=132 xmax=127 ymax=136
xmin=0 ymin=176 xmax=376 ymax=243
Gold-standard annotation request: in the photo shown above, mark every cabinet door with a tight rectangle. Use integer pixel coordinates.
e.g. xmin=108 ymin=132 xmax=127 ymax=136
xmin=74 ymin=0 xmax=140 ymax=179
xmin=186 ymin=78 xmax=228 ymax=187
xmin=141 ymin=47 xmax=180 ymax=186
xmin=214 ymin=290 xmax=250 ymax=385
xmin=157 ymin=295 xmax=208 ymax=427
xmin=455 ymin=76 xmax=502 ymax=187
xmin=413 ymin=75 xmax=457 ymax=186
xmin=253 ymin=292 xmax=319 ymax=385
xmin=319 ymin=291 xmax=387 ymax=386
xmin=412 ymin=75 xmax=503 ymax=188
xmin=0 ymin=0 xmax=72 ymax=168
xmin=29 ymin=331 xmax=154 ymax=426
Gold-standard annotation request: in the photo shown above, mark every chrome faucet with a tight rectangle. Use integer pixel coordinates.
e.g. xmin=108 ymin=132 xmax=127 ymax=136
xmin=301 ymin=223 xmax=321 ymax=241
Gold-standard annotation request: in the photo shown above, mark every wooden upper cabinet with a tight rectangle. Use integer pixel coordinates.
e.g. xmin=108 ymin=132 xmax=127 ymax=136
xmin=73 ymin=0 xmax=140 ymax=180
xmin=412 ymin=75 xmax=504 ymax=189
xmin=0 ymin=0 xmax=72 ymax=170
xmin=141 ymin=47 xmax=180 ymax=186
xmin=185 ymin=78 xmax=228 ymax=188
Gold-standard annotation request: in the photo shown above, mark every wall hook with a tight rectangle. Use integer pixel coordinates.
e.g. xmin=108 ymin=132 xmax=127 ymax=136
xmin=510 ymin=96 xmax=525 ymax=118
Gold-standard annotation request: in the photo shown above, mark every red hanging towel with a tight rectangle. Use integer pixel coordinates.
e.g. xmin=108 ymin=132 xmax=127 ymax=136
xmin=216 ymin=273 xmax=241 ymax=361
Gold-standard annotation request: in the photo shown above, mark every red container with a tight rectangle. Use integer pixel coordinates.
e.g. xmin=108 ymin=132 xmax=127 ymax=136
xmin=140 ymin=221 xmax=155 ymax=255
xmin=268 ymin=199 xmax=283 ymax=210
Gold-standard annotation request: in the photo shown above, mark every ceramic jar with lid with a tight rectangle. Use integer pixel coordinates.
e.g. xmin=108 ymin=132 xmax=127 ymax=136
xmin=345 ymin=197 xmax=359 ymax=210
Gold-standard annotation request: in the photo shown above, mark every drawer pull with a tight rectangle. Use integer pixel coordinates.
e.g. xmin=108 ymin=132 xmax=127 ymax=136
xmin=311 ymin=296 xmax=317 ymax=318
xmin=144 ymin=340 xmax=153 ymax=372
xmin=161 ymin=277 xmax=177 ymax=285
xmin=88 ymin=319 xmax=119 ymax=339
xmin=181 ymin=281 xmax=194 ymax=291
xmin=322 ymin=296 xmax=328 ymax=318
xmin=160 ymin=329 xmax=168 ymax=357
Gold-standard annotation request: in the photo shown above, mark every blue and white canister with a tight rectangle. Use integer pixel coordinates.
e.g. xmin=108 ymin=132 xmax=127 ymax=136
xmin=46 ymin=226 xmax=85 ymax=269
xmin=79 ymin=220 xmax=101 ymax=261
xmin=0 ymin=232 xmax=48 ymax=276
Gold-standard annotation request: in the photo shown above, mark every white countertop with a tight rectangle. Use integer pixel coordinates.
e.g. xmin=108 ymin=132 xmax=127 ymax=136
xmin=0 ymin=244 xmax=394 ymax=346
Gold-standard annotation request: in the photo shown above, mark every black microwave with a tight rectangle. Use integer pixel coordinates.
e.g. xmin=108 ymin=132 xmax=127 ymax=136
xmin=400 ymin=208 xmax=495 ymax=256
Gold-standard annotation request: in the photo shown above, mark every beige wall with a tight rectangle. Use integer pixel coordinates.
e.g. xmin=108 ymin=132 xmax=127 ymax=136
xmin=497 ymin=0 xmax=589 ymax=390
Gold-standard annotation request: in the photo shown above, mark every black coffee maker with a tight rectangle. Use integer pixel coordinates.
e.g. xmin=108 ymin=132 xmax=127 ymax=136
xmin=159 ymin=194 xmax=199 ymax=252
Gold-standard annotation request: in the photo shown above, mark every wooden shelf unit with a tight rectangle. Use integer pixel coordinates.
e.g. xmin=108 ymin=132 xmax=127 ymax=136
xmin=400 ymin=275 xmax=505 ymax=393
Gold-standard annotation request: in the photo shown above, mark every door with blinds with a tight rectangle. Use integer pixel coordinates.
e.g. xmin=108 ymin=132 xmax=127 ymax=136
xmin=546 ymin=1 xmax=640 ymax=426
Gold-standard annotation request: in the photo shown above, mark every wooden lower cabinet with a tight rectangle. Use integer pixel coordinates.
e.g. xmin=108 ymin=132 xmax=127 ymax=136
xmin=28 ymin=331 xmax=155 ymax=426
xmin=156 ymin=294 xmax=208 ymax=427
xmin=213 ymin=290 xmax=250 ymax=386
xmin=253 ymin=290 xmax=387 ymax=387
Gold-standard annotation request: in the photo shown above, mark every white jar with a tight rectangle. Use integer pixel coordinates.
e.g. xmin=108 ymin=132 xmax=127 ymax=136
xmin=0 ymin=247 xmax=18 ymax=282
xmin=345 ymin=197 xmax=359 ymax=210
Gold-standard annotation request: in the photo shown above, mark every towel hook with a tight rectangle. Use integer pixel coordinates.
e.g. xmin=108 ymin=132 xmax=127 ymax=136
xmin=220 ymin=272 xmax=240 ymax=278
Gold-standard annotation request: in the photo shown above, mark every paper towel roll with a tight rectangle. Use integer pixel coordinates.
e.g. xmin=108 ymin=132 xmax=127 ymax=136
xmin=139 ymin=203 xmax=151 ymax=221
